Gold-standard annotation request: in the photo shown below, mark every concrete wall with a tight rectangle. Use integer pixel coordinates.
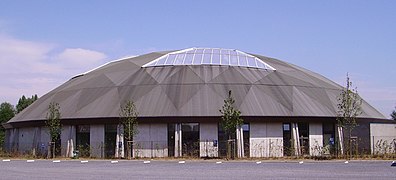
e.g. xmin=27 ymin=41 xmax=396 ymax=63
xmin=199 ymin=123 xmax=218 ymax=157
xmin=309 ymin=123 xmax=323 ymax=156
xmin=40 ymin=127 xmax=51 ymax=146
xmin=16 ymin=127 xmax=50 ymax=155
xmin=4 ymin=129 xmax=11 ymax=151
xmin=90 ymin=124 xmax=105 ymax=158
xmin=370 ymin=123 xmax=396 ymax=154
xmin=250 ymin=122 xmax=283 ymax=157
xmin=10 ymin=128 xmax=20 ymax=152
xmin=133 ymin=123 xmax=168 ymax=158
xmin=18 ymin=127 xmax=37 ymax=154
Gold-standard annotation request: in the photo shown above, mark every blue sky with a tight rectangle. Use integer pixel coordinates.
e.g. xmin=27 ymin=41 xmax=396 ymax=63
xmin=0 ymin=0 xmax=395 ymax=117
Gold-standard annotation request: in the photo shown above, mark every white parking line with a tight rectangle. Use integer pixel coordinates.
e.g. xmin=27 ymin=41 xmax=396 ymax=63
xmin=178 ymin=161 xmax=185 ymax=164
xmin=111 ymin=161 xmax=118 ymax=164
xmin=2 ymin=159 xmax=11 ymax=162
xmin=81 ymin=160 xmax=88 ymax=163
xmin=26 ymin=160 xmax=35 ymax=163
xmin=53 ymin=160 xmax=61 ymax=163
xmin=143 ymin=161 xmax=150 ymax=164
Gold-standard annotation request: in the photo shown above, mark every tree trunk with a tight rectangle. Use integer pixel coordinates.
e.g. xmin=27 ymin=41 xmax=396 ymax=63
xmin=227 ymin=134 xmax=230 ymax=160
xmin=348 ymin=128 xmax=352 ymax=160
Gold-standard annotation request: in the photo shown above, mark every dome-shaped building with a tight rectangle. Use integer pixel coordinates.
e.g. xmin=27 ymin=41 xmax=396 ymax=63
xmin=3 ymin=48 xmax=394 ymax=158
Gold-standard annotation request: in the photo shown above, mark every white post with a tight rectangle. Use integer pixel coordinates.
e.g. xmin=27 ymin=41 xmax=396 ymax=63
xmin=115 ymin=124 xmax=124 ymax=158
xmin=237 ymin=126 xmax=245 ymax=158
xmin=66 ymin=140 xmax=70 ymax=157
xmin=174 ymin=124 xmax=178 ymax=157
xmin=69 ymin=139 xmax=74 ymax=158
xmin=174 ymin=124 xmax=182 ymax=157
xmin=178 ymin=124 xmax=182 ymax=157
xmin=236 ymin=127 xmax=240 ymax=157
xmin=337 ymin=126 xmax=344 ymax=155
xmin=115 ymin=133 xmax=119 ymax=158
xmin=292 ymin=123 xmax=301 ymax=156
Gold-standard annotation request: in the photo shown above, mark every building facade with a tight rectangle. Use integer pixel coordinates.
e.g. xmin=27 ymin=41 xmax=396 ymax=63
xmin=3 ymin=48 xmax=395 ymax=158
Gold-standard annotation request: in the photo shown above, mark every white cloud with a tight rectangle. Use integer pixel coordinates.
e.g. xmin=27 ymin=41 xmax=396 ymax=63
xmin=55 ymin=48 xmax=107 ymax=68
xmin=0 ymin=34 xmax=108 ymax=105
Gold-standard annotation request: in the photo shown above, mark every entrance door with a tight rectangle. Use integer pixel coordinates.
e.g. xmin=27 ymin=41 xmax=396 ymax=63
xmin=298 ymin=122 xmax=309 ymax=155
xmin=323 ymin=123 xmax=335 ymax=155
xmin=167 ymin=124 xmax=175 ymax=157
xmin=181 ymin=123 xmax=199 ymax=157
xmin=76 ymin=125 xmax=90 ymax=157
xmin=242 ymin=124 xmax=250 ymax=157
xmin=167 ymin=123 xmax=200 ymax=157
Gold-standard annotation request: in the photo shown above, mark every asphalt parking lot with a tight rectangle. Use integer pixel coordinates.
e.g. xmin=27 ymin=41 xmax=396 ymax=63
xmin=0 ymin=159 xmax=395 ymax=179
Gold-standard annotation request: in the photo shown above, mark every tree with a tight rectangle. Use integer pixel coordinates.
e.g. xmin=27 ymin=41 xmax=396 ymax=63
xmin=16 ymin=94 xmax=38 ymax=113
xmin=0 ymin=102 xmax=15 ymax=148
xmin=391 ymin=106 xmax=396 ymax=120
xmin=45 ymin=102 xmax=62 ymax=158
xmin=336 ymin=74 xmax=362 ymax=158
xmin=219 ymin=90 xmax=243 ymax=159
xmin=119 ymin=100 xmax=139 ymax=159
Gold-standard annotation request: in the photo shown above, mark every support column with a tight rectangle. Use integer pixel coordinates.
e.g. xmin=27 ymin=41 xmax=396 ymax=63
xmin=236 ymin=126 xmax=244 ymax=158
xmin=115 ymin=124 xmax=124 ymax=158
xmin=174 ymin=123 xmax=182 ymax=157
xmin=337 ymin=126 xmax=344 ymax=155
xmin=292 ymin=123 xmax=301 ymax=156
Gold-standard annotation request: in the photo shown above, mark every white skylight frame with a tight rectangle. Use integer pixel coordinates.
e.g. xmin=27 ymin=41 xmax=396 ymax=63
xmin=142 ymin=48 xmax=276 ymax=70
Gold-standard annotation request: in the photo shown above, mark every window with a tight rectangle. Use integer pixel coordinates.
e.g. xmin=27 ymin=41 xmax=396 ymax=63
xmin=142 ymin=48 xmax=276 ymax=70
xmin=76 ymin=125 xmax=90 ymax=157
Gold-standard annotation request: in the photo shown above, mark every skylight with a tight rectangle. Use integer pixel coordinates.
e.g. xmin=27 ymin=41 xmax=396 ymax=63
xmin=142 ymin=48 xmax=276 ymax=70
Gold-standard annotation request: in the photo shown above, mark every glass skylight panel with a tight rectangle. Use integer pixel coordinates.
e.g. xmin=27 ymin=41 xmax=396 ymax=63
xmin=185 ymin=49 xmax=195 ymax=54
xmin=184 ymin=53 xmax=194 ymax=64
xmin=230 ymin=50 xmax=237 ymax=56
xmin=145 ymin=60 xmax=157 ymax=67
xmin=173 ymin=54 xmax=184 ymax=65
xmin=212 ymin=49 xmax=220 ymax=54
xmin=221 ymin=49 xmax=229 ymax=55
xmin=202 ymin=51 xmax=211 ymax=64
xmin=165 ymin=54 xmax=177 ymax=65
xmin=203 ymin=48 xmax=212 ymax=54
xmin=238 ymin=55 xmax=247 ymax=66
xmin=230 ymin=55 xmax=238 ymax=65
xmin=247 ymin=57 xmax=256 ymax=67
xmin=142 ymin=48 xmax=275 ymax=70
xmin=195 ymin=48 xmax=204 ymax=54
xmin=256 ymin=60 xmax=265 ymax=68
xmin=156 ymin=56 xmax=167 ymax=65
xmin=212 ymin=53 xmax=220 ymax=64
xmin=193 ymin=54 xmax=202 ymax=65
xmin=221 ymin=54 xmax=230 ymax=65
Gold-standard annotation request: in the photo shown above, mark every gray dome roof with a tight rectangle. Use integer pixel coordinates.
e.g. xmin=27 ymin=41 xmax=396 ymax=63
xmin=8 ymin=48 xmax=386 ymax=124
